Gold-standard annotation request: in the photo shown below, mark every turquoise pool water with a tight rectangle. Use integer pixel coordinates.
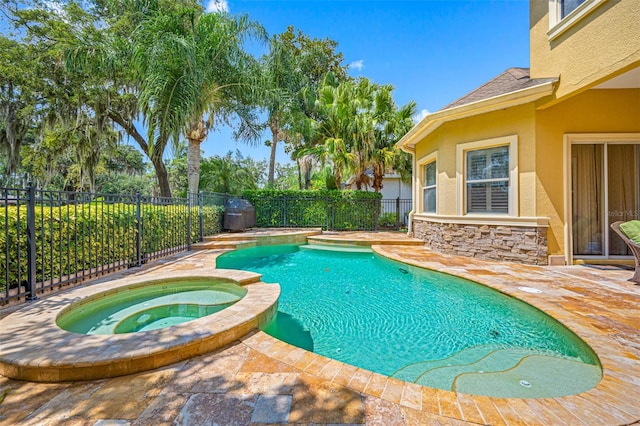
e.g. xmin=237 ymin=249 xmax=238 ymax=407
xmin=57 ymin=279 xmax=246 ymax=334
xmin=216 ymin=244 xmax=602 ymax=397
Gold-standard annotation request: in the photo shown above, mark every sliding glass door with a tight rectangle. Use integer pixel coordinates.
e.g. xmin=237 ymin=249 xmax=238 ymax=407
xmin=571 ymin=142 xmax=640 ymax=259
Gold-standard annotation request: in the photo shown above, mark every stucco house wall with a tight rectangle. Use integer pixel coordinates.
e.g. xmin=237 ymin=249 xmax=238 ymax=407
xmin=530 ymin=0 xmax=640 ymax=100
xmin=534 ymin=88 xmax=640 ymax=256
xmin=413 ymin=103 xmax=538 ymax=218
xmin=399 ymin=0 xmax=639 ymax=265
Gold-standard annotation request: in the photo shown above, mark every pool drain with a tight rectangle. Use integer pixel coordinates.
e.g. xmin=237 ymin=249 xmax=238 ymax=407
xmin=519 ymin=380 xmax=532 ymax=388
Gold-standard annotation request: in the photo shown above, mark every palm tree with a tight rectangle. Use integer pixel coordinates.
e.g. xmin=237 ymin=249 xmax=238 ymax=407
xmin=133 ymin=9 xmax=266 ymax=196
xmin=262 ymin=28 xmax=349 ymax=189
xmin=64 ymin=0 xmax=191 ymax=197
xmin=309 ymin=77 xmax=416 ymax=193
xmin=65 ymin=2 xmax=264 ymax=197
xmin=346 ymin=80 xmax=411 ymax=193
xmin=310 ymin=78 xmax=376 ymax=190
xmin=370 ymin=88 xmax=416 ymax=192
xmin=260 ymin=33 xmax=300 ymax=187
xmin=200 ymin=151 xmax=256 ymax=194
xmin=311 ymin=84 xmax=352 ymax=189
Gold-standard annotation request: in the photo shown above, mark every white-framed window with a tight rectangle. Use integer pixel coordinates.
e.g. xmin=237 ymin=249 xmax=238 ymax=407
xmin=417 ymin=152 xmax=437 ymax=214
xmin=457 ymin=136 xmax=518 ymax=216
xmin=548 ymin=0 xmax=607 ymax=40
xmin=466 ymin=146 xmax=509 ymax=213
xmin=423 ymin=161 xmax=437 ymax=213
xmin=560 ymin=0 xmax=587 ymax=18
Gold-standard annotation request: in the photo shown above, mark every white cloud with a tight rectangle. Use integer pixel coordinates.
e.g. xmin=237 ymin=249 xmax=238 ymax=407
xmin=413 ymin=109 xmax=429 ymax=123
xmin=349 ymin=59 xmax=364 ymax=72
xmin=206 ymin=0 xmax=229 ymax=13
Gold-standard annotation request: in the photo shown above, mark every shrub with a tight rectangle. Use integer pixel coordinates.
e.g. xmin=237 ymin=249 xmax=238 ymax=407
xmin=242 ymin=190 xmax=382 ymax=230
xmin=379 ymin=212 xmax=397 ymax=227
xmin=0 ymin=202 xmax=224 ymax=295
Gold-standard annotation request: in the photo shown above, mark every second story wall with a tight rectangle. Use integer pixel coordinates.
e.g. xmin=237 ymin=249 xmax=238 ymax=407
xmin=530 ymin=0 xmax=640 ymax=102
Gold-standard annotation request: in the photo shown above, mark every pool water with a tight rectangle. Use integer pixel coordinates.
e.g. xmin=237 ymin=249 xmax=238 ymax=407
xmin=57 ymin=279 xmax=246 ymax=334
xmin=216 ymin=244 xmax=602 ymax=397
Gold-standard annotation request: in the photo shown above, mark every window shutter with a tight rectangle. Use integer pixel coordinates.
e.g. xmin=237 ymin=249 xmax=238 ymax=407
xmin=467 ymin=183 xmax=487 ymax=212
xmin=490 ymin=182 xmax=509 ymax=213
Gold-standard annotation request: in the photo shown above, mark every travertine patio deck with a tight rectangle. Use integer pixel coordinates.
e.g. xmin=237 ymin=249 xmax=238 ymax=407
xmin=0 ymin=230 xmax=638 ymax=425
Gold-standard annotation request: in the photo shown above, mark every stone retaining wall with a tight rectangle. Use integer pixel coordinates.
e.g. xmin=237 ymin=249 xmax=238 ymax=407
xmin=411 ymin=219 xmax=548 ymax=265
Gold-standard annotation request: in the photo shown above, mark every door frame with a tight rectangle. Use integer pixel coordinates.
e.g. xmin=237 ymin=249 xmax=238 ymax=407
xmin=563 ymin=133 xmax=640 ymax=264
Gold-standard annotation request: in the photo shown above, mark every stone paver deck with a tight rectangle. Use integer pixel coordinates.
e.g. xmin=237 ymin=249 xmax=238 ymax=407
xmin=1 ymin=230 xmax=639 ymax=425
xmin=0 ymin=270 xmax=279 ymax=382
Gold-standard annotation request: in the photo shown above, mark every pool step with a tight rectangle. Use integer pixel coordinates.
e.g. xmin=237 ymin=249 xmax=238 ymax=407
xmin=453 ymin=354 xmax=601 ymax=398
xmin=411 ymin=348 xmax=535 ymax=390
xmin=307 ymin=234 xmax=424 ymax=247
xmin=392 ymin=344 xmax=501 ymax=383
xmin=300 ymin=244 xmax=373 ymax=253
xmin=391 ymin=345 xmax=600 ymax=398
xmin=191 ymin=239 xmax=257 ymax=250
xmin=203 ymin=234 xmax=258 ymax=242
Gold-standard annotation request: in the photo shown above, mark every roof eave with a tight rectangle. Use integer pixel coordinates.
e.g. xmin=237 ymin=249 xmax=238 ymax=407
xmin=396 ymin=80 xmax=557 ymax=150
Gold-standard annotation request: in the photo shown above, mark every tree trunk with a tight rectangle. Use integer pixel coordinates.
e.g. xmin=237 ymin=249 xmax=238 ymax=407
xmin=151 ymin=154 xmax=172 ymax=198
xmin=267 ymin=120 xmax=279 ymax=186
xmin=334 ymin=167 xmax=341 ymax=190
xmin=186 ymin=118 xmax=208 ymax=196
xmin=107 ymin=111 xmax=173 ymax=197
xmin=187 ymin=139 xmax=201 ymax=195
xmin=297 ymin=155 xmax=313 ymax=190
xmin=304 ymin=164 xmax=311 ymax=190
xmin=355 ymin=174 xmax=363 ymax=190
xmin=296 ymin=158 xmax=303 ymax=190
xmin=373 ymin=164 xmax=384 ymax=192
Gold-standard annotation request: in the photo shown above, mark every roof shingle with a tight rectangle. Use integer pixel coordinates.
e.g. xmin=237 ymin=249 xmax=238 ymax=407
xmin=442 ymin=67 xmax=556 ymax=110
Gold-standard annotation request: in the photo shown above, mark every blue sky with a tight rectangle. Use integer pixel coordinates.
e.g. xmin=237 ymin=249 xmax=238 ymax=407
xmin=203 ymin=0 xmax=531 ymax=162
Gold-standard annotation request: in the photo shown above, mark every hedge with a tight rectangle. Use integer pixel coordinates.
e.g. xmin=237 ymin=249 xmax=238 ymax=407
xmin=0 ymin=203 xmax=223 ymax=295
xmin=242 ymin=190 xmax=382 ymax=230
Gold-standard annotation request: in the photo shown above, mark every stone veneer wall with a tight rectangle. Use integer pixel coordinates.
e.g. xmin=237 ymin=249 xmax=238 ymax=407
xmin=411 ymin=219 xmax=548 ymax=265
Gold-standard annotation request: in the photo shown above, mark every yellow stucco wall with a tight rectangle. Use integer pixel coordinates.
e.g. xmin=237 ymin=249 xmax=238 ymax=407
xmin=413 ymin=103 xmax=537 ymax=217
xmin=412 ymin=88 xmax=640 ymax=258
xmin=535 ymin=88 xmax=640 ymax=255
xmin=529 ymin=0 xmax=640 ymax=101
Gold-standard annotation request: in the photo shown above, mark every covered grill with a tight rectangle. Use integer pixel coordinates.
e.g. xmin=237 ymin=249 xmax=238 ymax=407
xmin=223 ymin=198 xmax=256 ymax=231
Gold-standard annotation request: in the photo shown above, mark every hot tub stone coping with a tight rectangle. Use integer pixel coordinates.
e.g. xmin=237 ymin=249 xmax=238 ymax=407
xmin=0 ymin=269 xmax=279 ymax=382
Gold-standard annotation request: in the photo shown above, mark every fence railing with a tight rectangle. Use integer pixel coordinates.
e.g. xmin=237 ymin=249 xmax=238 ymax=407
xmin=1 ymin=185 xmax=410 ymax=304
xmin=245 ymin=195 xmax=411 ymax=231
xmin=1 ymin=186 xmax=227 ymax=304
xmin=379 ymin=198 xmax=412 ymax=228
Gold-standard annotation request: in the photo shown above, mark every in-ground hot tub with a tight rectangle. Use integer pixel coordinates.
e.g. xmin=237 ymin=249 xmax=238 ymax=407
xmin=57 ymin=279 xmax=247 ymax=334
xmin=0 ymin=271 xmax=279 ymax=382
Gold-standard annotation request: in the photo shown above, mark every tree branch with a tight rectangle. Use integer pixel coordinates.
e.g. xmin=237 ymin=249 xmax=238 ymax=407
xmin=107 ymin=110 xmax=149 ymax=153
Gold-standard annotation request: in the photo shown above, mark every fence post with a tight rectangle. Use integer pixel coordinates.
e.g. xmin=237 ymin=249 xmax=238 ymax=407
xmin=331 ymin=198 xmax=335 ymax=231
xmin=325 ymin=194 xmax=329 ymax=230
xmin=396 ymin=197 xmax=401 ymax=230
xmin=374 ymin=198 xmax=380 ymax=231
xmin=26 ymin=183 xmax=37 ymax=301
xmin=135 ymin=192 xmax=142 ymax=267
xmin=186 ymin=194 xmax=192 ymax=251
xmin=283 ymin=194 xmax=287 ymax=227
xmin=199 ymin=191 xmax=204 ymax=242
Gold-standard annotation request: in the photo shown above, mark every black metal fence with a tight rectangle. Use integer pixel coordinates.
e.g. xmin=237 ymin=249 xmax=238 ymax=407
xmin=244 ymin=194 xmax=411 ymax=231
xmin=379 ymin=198 xmax=412 ymax=228
xmin=1 ymin=186 xmax=410 ymax=304
xmin=1 ymin=186 xmax=227 ymax=304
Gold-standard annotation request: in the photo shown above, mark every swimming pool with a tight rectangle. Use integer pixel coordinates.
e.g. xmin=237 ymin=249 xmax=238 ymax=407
xmin=57 ymin=279 xmax=246 ymax=334
xmin=216 ymin=244 xmax=602 ymax=397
